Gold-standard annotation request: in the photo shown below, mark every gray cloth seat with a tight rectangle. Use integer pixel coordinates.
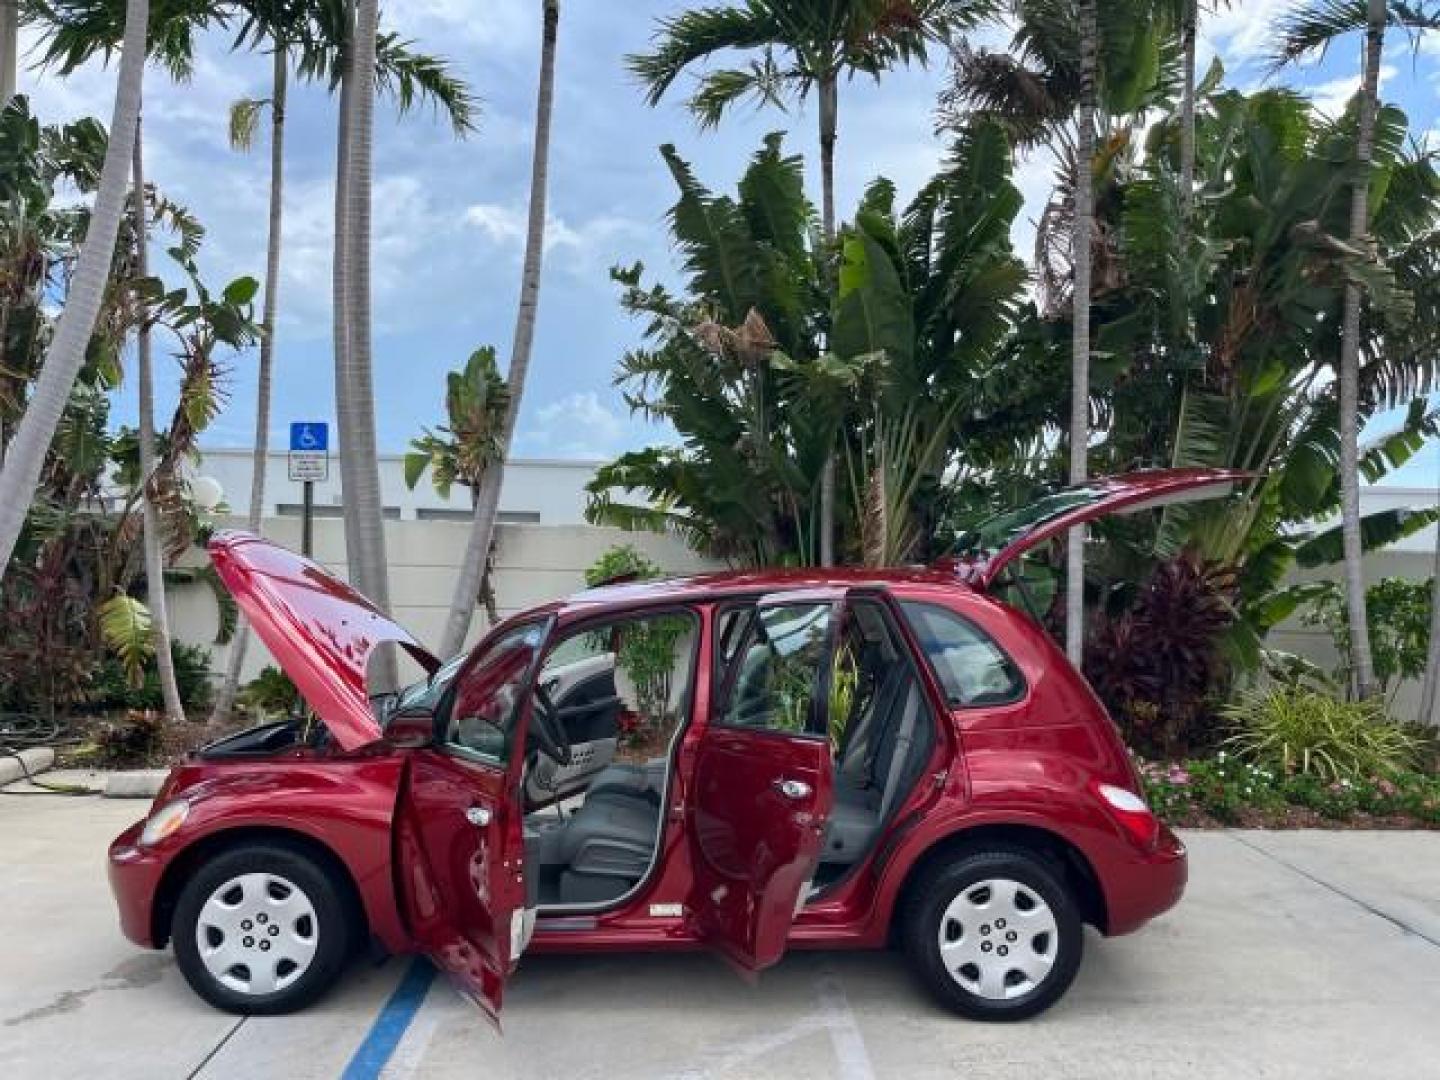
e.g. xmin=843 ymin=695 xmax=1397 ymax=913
xmin=540 ymin=789 xmax=660 ymax=904
xmin=822 ymin=664 xmax=923 ymax=867
xmin=587 ymin=758 xmax=667 ymax=805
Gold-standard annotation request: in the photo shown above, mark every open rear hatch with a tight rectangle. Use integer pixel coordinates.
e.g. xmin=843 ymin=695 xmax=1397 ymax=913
xmin=940 ymin=468 xmax=1250 ymax=590
xmin=208 ymin=532 xmax=440 ymax=751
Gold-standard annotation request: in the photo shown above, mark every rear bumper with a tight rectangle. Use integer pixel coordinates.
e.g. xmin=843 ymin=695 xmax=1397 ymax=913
xmin=1101 ymin=823 xmax=1188 ymax=936
xmin=107 ymin=820 xmax=167 ymax=949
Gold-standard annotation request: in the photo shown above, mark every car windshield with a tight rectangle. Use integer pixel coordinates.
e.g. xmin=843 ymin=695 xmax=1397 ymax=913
xmin=384 ymin=653 xmax=467 ymax=722
xmin=952 ymin=484 xmax=1106 ymax=559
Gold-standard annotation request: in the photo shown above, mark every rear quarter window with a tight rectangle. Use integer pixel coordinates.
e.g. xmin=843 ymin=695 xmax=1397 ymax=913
xmin=899 ymin=601 xmax=1024 ymax=707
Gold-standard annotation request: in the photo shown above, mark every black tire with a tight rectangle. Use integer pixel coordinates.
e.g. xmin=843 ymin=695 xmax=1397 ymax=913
xmin=172 ymin=842 xmax=355 ymax=1015
xmin=899 ymin=847 xmax=1083 ymax=1021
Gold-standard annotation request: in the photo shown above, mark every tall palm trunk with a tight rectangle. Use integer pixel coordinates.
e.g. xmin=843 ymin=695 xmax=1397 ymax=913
xmin=333 ymin=0 xmax=358 ymax=569
xmin=1418 ymin=512 xmax=1440 ymax=726
xmin=340 ymin=0 xmax=392 ymax=630
xmin=1339 ymin=0 xmax=1385 ymax=699
xmin=440 ymin=0 xmax=558 ymax=658
xmin=1 ymin=0 xmax=17 ymax=105
xmin=1065 ymin=0 xmax=1098 ymax=665
xmin=1178 ymin=0 xmax=1197 ymax=218
xmin=132 ymin=116 xmax=185 ymax=725
xmin=817 ymin=69 xmax=838 ymax=567
xmin=212 ymin=44 xmax=287 ymax=723
xmin=0 ymin=0 xmax=149 ymax=580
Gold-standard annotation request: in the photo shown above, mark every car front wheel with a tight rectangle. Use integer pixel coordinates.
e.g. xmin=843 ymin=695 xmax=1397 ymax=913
xmin=901 ymin=847 xmax=1083 ymax=1021
xmin=172 ymin=842 xmax=354 ymax=1015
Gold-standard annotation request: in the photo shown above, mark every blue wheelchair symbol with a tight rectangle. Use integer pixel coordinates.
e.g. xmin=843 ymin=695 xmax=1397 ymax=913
xmin=290 ymin=422 xmax=329 ymax=453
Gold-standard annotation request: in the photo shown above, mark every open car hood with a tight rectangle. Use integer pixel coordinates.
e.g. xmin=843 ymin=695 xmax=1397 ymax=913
xmin=940 ymin=468 xmax=1251 ymax=590
xmin=208 ymin=532 xmax=440 ymax=752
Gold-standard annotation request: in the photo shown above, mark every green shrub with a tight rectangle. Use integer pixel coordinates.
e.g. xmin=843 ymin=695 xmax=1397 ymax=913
xmin=1222 ymin=688 xmax=1420 ymax=781
xmin=238 ymin=665 xmax=301 ymax=716
xmin=91 ymin=642 xmax=214 ymax=713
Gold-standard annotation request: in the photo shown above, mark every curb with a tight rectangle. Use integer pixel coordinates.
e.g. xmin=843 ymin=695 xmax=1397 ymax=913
xmin=104 ymin=770 xmax=168 ymax=799
xmin=0 ymin=746 xmax=56 ymax=786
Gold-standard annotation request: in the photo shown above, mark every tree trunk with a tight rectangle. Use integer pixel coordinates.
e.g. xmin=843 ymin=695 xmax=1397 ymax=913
xmin=0 ymin=0 xmax=149 ymax=581
xmin=212 ymin=44 xmax=287 ymax=724
xmin=1 ymin=0 xmax=17 ymax=105
xmin=1065 ymin=0 xmax=1098 ymax=666
xmin=1178 ymin=0 xmax=1197 ymax=219
xmin=132 ymin=116 xmax=186 ymax=725
xmin=817 ymin=70 xmax=838 ymax=567
xmin=333 ymin=0 xmax=358 ymax=571
xmin=1418 ymin=513 xmax=1440 ymax=727
xmin=341 ymin=0 xmax=392 ymax=632
xmin=1339 ymin=0 xmax=1385 ymax=699
xmin=440 ymin=0 xmax=559 ymax=658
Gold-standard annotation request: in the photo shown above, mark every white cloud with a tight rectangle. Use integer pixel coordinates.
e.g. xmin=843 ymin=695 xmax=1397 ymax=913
xmin=1309 ymin=64 xmax=1397 ymax=117
xmin=518 ymin=391 xmax=630 ymax=459
xmin=1203 ymin=0 xmax=1299 ymax=67
xmin=463 ymin=203 xmax=644 ymax=265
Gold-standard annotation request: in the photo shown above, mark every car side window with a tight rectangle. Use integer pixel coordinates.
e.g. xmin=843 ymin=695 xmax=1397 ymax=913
xmin=445 ymin=621 xmax=547 ymax=764
xmin=899 ymin=601 xmax=1024 ymax=707
xmin=718 ymin=602 xmax=832 ymax=736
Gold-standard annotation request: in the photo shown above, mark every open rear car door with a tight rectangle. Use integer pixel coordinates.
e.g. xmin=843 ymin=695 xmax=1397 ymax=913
xmin=687 ymin=591 xmax=841 ymax=972
xmin=943 ymin=468 xmax=1251 ymax=590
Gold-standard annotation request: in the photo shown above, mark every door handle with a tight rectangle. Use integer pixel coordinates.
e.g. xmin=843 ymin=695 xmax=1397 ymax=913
xmin=773 ymin=778 xmax=812 ymax=801
xmin=465 ymin=805 xmax=492 ymax=827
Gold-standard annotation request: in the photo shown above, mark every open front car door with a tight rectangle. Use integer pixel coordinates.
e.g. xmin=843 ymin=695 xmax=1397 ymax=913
xmin=687 ymin=592 xmax=841 ymax=972
xmin=396 ymin=619 xmax=551 ymax=1023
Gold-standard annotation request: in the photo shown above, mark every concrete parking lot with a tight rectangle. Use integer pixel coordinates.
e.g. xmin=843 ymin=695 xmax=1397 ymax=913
xmin=2 ymin=796 xmax=1438 ymax=1080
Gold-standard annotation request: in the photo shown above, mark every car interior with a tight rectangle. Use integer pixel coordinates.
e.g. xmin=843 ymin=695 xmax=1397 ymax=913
xmin=521 ymin=611 xmax=698 ymax=908
xmin=517 ymin=597 xmax=939 ymax=910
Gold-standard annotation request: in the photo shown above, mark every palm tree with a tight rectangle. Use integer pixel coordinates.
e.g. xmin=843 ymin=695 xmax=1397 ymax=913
xmin=440 ymin=0 xmax=558 ymax=658
xmin=131 ymin=113 xmax=186 ymax=723
xmin=1063 ymin=0 xmax=1098 ymax=665
xmin=1271 ymin=0 xmax=1434 ymax=698
xmin=2 ymin=0 xmax=17 ymax=103
xmin=405 ymin=346 xmax=509 ymax=623
xmin=336 ymin=0 xmax=390 ymax=632
xmin=0 ymin=0 xmax=148 ymax=581
xmin=628 ymin=0 xmax=990 ymax=567
xmin=210 ymin=42 xmax=287 ymax=723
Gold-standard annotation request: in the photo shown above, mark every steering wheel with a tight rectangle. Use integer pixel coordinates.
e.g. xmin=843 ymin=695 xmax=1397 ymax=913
xmin=530 ymin=682 xmax=573 ymax=768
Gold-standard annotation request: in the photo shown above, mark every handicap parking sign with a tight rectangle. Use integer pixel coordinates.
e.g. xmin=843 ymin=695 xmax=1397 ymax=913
xmin=288 ymin=422 xmax=330 ymax=483
xmin=290 ymin=422 xmax=329 ymax=452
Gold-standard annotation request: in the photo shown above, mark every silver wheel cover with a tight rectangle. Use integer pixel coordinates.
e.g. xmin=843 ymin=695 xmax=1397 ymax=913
xmin=195 ymin=872 xmax=319 ymax=996
xmin=937 ymin=877 xmax=1059 ymax=1001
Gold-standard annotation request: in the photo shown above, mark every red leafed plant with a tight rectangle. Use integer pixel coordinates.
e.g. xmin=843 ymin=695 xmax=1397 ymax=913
xmin=1086 ymin=554 xmax=1240 ymax=759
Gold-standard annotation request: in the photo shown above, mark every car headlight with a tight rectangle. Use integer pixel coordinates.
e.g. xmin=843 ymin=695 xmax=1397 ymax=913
xmin=139 ymin=798 xmax=190 ymax=846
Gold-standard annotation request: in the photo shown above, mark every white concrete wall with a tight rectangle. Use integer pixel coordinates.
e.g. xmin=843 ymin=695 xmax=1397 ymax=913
xmin=191 ymin=449 xmax=603 ymax=524
xmin=171 ymin=517 xmax=719 ymax=682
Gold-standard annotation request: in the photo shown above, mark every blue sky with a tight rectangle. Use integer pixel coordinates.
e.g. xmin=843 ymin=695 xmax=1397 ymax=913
xmin=17 ymin=0 xmax=1440 ymax=487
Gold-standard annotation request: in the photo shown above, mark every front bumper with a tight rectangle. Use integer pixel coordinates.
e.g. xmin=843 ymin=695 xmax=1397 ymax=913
xmin=107 ymin=820 xmax=168 ymax=949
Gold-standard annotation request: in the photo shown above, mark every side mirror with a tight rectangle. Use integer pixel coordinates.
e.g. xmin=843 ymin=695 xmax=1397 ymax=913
xmin=386 ymin=706 xmax=436 ymax=749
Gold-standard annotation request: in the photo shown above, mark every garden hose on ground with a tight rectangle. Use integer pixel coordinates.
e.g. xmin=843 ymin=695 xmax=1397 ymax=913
xmin=0 ymin=743 xmax=101 ymax=796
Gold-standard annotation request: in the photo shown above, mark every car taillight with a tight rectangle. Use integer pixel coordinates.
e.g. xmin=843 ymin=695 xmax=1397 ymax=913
xmin=1094 ymin=782 xmax=1160 ymax=851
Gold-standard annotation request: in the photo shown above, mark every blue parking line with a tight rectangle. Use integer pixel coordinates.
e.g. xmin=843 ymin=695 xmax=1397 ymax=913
xmin=341 ymin=957 xmax=437 ymax=1080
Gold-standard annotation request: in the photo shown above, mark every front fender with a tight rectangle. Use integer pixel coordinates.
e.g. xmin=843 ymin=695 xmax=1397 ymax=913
xmin=145 ymin=755 xmax=412 ymax=953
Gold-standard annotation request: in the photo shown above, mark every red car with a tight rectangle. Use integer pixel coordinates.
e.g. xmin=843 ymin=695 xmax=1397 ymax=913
xmin=108 ymin=470 xmax=1237 ymax=1022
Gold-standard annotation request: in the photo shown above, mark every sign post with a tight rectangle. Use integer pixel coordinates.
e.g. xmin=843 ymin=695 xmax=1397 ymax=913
xmin=287 ymin=422 xmax=329 ymax=557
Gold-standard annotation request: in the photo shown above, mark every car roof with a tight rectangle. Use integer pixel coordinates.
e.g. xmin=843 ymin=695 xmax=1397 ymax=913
xmin=556 ymin=564 xmax=970 ymax=617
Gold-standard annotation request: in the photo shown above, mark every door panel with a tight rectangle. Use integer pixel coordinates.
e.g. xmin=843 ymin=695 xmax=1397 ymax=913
xmin=688 ymin=596 xmax=840 ymax=972
xmin=398 ymin=750 xmax=524 ymax=1020
xmin=395 ymin=618 xmax=548 ymax=1021
xmin=690 ymin=728 xmax=834 ymax=970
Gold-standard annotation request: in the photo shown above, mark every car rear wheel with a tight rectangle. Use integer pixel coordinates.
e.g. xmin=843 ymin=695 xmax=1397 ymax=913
xmin=901 ymin=847 xmax=1083 ymax=1021
xmin=172 ymin=843 xmax=354 ymax=1015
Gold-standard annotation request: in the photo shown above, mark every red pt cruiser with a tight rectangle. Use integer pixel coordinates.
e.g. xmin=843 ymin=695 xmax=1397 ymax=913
xmin=108 ymin=470 xmax=1231 ymax=1022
